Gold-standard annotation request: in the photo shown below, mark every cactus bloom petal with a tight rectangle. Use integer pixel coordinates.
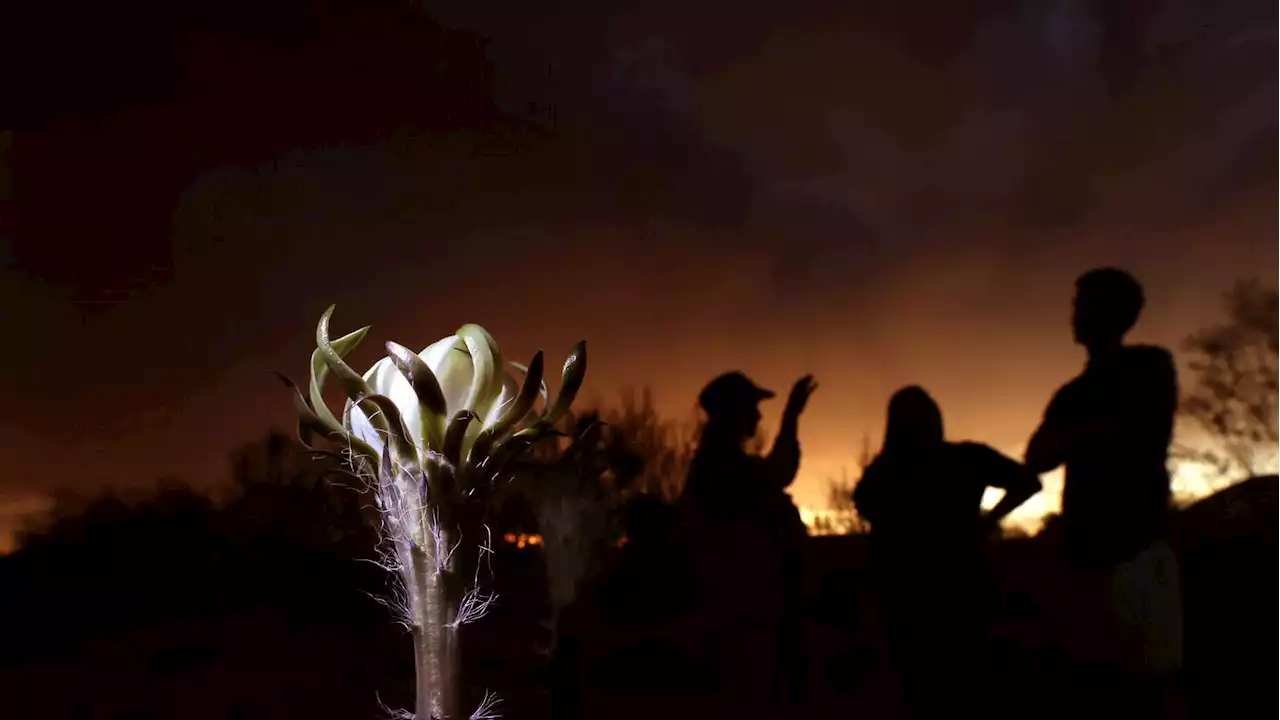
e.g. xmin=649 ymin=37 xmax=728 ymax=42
xmin=342 ymin=325 xmax=538 ymax=469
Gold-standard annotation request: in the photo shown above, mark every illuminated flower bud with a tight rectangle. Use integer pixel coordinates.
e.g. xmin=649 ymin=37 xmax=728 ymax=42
xmin=280 ymin=305 xmax=590 ymax=720
xmin=347 ymin=333 xmax=522 ymax=466
xmin=301 ymin=306 xmax=587 ymax=485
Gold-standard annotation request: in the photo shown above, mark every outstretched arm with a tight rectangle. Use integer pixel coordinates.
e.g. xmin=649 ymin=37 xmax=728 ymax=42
xmin=985 ymin=485 xmax=1038 ymax=526
xmin=966 ymin=443 xmax=1042 ymax=524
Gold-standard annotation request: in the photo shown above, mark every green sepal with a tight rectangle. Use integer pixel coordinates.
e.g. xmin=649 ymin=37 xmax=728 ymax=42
xmin=456 ymin=323 xmax=502 ymax=418
xmin=308 ymin=322 xmax=371 ymax=434
xmin=483 ymin=435 xmax=538 ymax=485
xmin=385 ymin=341 xmax=448 ymax=452
xmin=544 ymin=341 xmax=587 ymax=426
xmin=355 ymin=392 xmax=420 ymax=470
xmin=443 ymin=410 xmax=479 ymax=467
xmin=484 ymin=421 xmax=563 ymax=485
xmin=316 ymin=306 xmax=377 ymax=422
xmin=273 ymin=370 xmax=377 ymax=461
xmin=469 ymin=351 xmax=544 ymax=466
xmin=509 ymin=359 xmax=550 ymax=413
xmin=490 ymin=350 xmax=544 ymax=440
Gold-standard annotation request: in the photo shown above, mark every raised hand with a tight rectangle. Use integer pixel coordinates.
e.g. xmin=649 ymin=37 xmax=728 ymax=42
xmin=783 ymin=375 xmax=818 ymax=420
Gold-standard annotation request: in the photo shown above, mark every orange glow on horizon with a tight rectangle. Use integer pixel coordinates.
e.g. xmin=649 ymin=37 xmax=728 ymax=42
xmin=0 ymin=455 xmax=1249 ymax=556
xmin=794 ymin=455 xmax=1240 ymax=537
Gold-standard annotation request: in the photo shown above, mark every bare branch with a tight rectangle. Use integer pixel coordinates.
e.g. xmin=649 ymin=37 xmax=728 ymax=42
xmin=1179 ymin=279 xmax=1279 ymax=480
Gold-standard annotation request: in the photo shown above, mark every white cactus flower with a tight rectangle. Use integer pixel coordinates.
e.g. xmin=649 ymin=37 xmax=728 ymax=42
xmin=277 ymin=305 xmax=590 ymax=720
xmin=280 ymin=306 xmax=587 ymax=489
xmin=346 ymin=333 xmax=522 ymax=466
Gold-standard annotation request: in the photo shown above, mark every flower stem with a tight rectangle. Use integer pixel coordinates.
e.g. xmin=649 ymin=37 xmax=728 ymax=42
xmin=409 ymin=544 xmax=463 ymax=719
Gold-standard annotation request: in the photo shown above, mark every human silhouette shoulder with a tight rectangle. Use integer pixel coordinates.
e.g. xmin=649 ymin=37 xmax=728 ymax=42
xmin=1023 ymin=268 xmax=1188 ymax=713
xmin=684 ymin=371 xmax=817 ymax=509
xmin=851 ymin=387 xmax=1040 ymax=720
xmin=853 ymin=387 xmax=1040 ymax=537
xmin=1026 ymin=268 xmax=1177 ymax=565
xmin=1033 ymin=344 xmax=1176 ymax=457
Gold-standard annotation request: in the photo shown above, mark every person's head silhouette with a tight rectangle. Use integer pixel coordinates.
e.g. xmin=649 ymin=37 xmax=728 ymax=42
xmin=882 ymin=385 xmax=944 ymax=455
xmin=1072 ymin=268 xmax=1145 ymax=351
xmin=698 ymin=371 xmax=774 ymax=444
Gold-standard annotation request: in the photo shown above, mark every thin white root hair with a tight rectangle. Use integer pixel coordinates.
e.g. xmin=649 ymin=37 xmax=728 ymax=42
xmin=470 ymin=690 xmax=503 ymax=720
xmin=362 ymin=491 xmax=415 ymax=628
xmin=426 ymin=510 xmax=463 ymax=575
xmin=375 ymin=692 xmax=415 ymax=720
xmin=447 ymin=585 xmax=498 ymax=628
xmin=474 ymin=523 xmax=495 ymax=586
xmin=332 ymin=416 xmax=515 ymax=720
xmin=355 ymin=546 xmax=402 ymax=575
xmin=341 ymin=439 xmax=379 ymax=493
xmin=362 ymin=586 xmax=413 ymax=632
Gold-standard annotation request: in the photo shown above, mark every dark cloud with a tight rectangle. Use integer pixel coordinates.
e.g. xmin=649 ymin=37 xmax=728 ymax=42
xmin=0 ymin=0 xmax=1274 ymax=519
xmin=1195 ymin=131 xmax=1278 ymax=217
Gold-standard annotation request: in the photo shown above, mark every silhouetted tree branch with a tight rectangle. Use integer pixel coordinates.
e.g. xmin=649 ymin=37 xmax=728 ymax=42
xmin=814 ymin=435 xmax=874 ymax=536
xmin=1177 ymin=279 xmax=1279 ymax=481
xmin=583 ymin=388 xmax=700 ymax=502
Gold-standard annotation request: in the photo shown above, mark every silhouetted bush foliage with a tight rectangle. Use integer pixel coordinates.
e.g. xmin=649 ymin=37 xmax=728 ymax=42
xmin=2 ymin=393 xmax=1277 ymax=719
xmin=0 ymin=392 xmax=702 ymax=719
xmin=1177 ymin=279 xmax=1279 ymax=481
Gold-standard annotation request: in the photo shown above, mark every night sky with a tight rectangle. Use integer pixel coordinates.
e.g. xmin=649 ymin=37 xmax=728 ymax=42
xmin=1 ymin=0 xmax=1275 ymax=549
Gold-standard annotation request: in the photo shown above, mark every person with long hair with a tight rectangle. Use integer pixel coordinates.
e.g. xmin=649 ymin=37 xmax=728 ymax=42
xmin=854 ymin=385 xmax=1041 ymax=719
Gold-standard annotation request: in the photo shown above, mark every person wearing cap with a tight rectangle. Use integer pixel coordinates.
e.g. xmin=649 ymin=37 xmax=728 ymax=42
xmin=685 ymin=371 xmax=816 ymax=511
xmin=679 ymin=370 xmax=818 ymax=715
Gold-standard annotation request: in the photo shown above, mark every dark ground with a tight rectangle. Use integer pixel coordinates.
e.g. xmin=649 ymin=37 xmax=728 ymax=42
xmin=2 ymin=477 xmax=1274 ymax=719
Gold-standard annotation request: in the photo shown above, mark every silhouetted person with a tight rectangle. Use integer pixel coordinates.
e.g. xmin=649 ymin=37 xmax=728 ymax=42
xmin=1025 ymin=267 xmax=1183 ymax=718
xmin=853 ymin=385 xmax=1041 ymax=720
xmin=679 ymin=371 xmax=817 ymax=716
